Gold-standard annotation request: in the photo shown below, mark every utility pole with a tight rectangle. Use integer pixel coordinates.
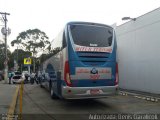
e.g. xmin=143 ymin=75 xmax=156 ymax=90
xmin=0 ymin=12 xmax=10 ymax=83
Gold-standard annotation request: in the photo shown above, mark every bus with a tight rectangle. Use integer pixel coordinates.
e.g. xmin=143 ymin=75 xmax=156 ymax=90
xmin=40 ymin=22 xmax=118 ymax=99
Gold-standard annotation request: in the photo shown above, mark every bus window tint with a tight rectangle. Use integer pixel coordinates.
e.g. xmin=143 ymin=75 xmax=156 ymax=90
xmin=50 ymin=30 xmax=63 ymax=54
xmin=70 ymin=24 xmax=113 ymax=47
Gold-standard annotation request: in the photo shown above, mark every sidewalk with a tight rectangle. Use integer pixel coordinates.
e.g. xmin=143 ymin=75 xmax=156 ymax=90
xmin=0 ymin=80 xmax=19 ymax=115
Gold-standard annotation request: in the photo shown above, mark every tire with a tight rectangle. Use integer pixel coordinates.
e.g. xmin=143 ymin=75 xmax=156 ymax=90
xmin=40 ymin=84 xmax=43 ymax=88
xmin=40 ymin=82 xmax=44 ymax=88
xmin=39 ymin=79 xmax=44 ymax=88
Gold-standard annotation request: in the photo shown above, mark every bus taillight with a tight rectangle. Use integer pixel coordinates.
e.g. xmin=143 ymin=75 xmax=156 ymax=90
xmin=115 ymin=63 xmax=119 ymax=85
xmin=64 ymin=61 xmax=72 ymax=86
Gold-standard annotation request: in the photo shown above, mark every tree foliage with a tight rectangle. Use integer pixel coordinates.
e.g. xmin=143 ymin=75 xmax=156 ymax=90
xmin=8 ymin=49 xmax=32 ymax=71
xmin=0 ymin=41 xmax=11 ymax=70
xmin=11 ymin=29 xmax=50 ymax=57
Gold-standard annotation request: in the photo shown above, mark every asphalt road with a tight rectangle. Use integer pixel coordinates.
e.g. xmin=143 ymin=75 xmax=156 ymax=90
xmin=15 ymin=84 xmax=160 ymax=120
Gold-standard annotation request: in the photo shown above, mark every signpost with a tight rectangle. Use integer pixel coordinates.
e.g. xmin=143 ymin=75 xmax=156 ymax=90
xmin=24 ymin=58 xmax=31 ymax=75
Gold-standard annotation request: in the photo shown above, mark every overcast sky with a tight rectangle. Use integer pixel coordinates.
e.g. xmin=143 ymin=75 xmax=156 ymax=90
xmin=0 ymin=0 xmax=160 ymax=51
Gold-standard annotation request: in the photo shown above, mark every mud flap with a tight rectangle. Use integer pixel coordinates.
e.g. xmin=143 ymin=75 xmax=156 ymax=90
xmin=57 ymin=71 xmax=62 ymax=97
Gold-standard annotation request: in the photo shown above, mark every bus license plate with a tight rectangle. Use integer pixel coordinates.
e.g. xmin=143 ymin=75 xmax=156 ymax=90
xmin=90 ymin=89 xmax=100 ymax=95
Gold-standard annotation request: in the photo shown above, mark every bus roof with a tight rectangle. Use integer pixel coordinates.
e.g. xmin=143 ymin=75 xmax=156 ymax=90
xmin=66 ymin=21 xmax=113 ymax=29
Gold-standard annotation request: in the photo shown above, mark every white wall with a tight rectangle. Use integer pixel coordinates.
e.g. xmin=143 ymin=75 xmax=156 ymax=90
xmin=116 ymin=8 xmax=160 ymax=94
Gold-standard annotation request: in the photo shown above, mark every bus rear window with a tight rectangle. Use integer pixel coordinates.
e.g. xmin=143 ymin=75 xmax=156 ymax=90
xmin=70 ymin=24 xmax=113 ymax=47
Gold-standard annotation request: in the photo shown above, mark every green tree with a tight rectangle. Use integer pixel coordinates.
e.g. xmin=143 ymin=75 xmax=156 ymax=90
xmin=0 ymin=42 xmax=6 ymax=70
xmin=11 ymin=29 xmax=51 ymax=72
xmin=0 ymin=40 xmax=11 ymax=70
xmin=10 ymin=49 xmax=32 ymax=71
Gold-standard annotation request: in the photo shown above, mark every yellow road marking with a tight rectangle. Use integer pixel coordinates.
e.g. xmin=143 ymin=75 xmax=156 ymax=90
xmin=7 ymin=85 xmax=19 ymax=120
xmin=19 ymin=81 xmax=24 ymax=119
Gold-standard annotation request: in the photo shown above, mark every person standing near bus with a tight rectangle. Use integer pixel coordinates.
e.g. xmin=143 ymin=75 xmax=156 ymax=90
xmin=30 ymin=72 xmax=35 ymax=84
xmin=8 ymin=72 xmax=12 ymax=84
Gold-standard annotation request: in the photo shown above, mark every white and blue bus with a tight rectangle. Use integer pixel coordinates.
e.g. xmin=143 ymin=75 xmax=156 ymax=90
xmin=41 ymin=22 xmax=118 ymax=99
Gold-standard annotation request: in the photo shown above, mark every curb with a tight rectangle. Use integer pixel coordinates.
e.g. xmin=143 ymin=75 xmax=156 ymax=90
xmin=7 ymin=85 xmax=19 ymax=119
xmin=119 ymin=91 xmax=159 ymax=102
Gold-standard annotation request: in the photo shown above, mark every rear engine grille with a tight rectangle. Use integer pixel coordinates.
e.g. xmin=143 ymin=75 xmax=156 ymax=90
xmin=77 ymin=52 xmax=109 ymax=58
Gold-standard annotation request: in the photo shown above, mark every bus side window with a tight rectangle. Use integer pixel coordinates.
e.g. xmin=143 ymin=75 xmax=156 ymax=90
xmin=62 ymin=31 xmax=67 ymax=49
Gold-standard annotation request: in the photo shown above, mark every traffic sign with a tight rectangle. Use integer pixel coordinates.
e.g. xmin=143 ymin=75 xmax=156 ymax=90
xmin=1 ymin=27 xmax=7 ymax=35
xmin=8 ymin=28 xmax=11 ymax=35
xmin=1 ymin=27 xmax=11 ymax=35
xmin=24 ymin=58 xmax=31 ymax=65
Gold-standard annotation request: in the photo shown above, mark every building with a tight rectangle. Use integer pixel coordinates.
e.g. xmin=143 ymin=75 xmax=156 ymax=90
xmin=116 ymin=7 xmax=160 ymax=94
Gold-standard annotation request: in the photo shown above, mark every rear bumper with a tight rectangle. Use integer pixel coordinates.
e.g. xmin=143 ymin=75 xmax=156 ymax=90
xmin=12 ymin=79 xmax=24 ymax=83
xmin=62 ymin=85 xmax=118 ymax=99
